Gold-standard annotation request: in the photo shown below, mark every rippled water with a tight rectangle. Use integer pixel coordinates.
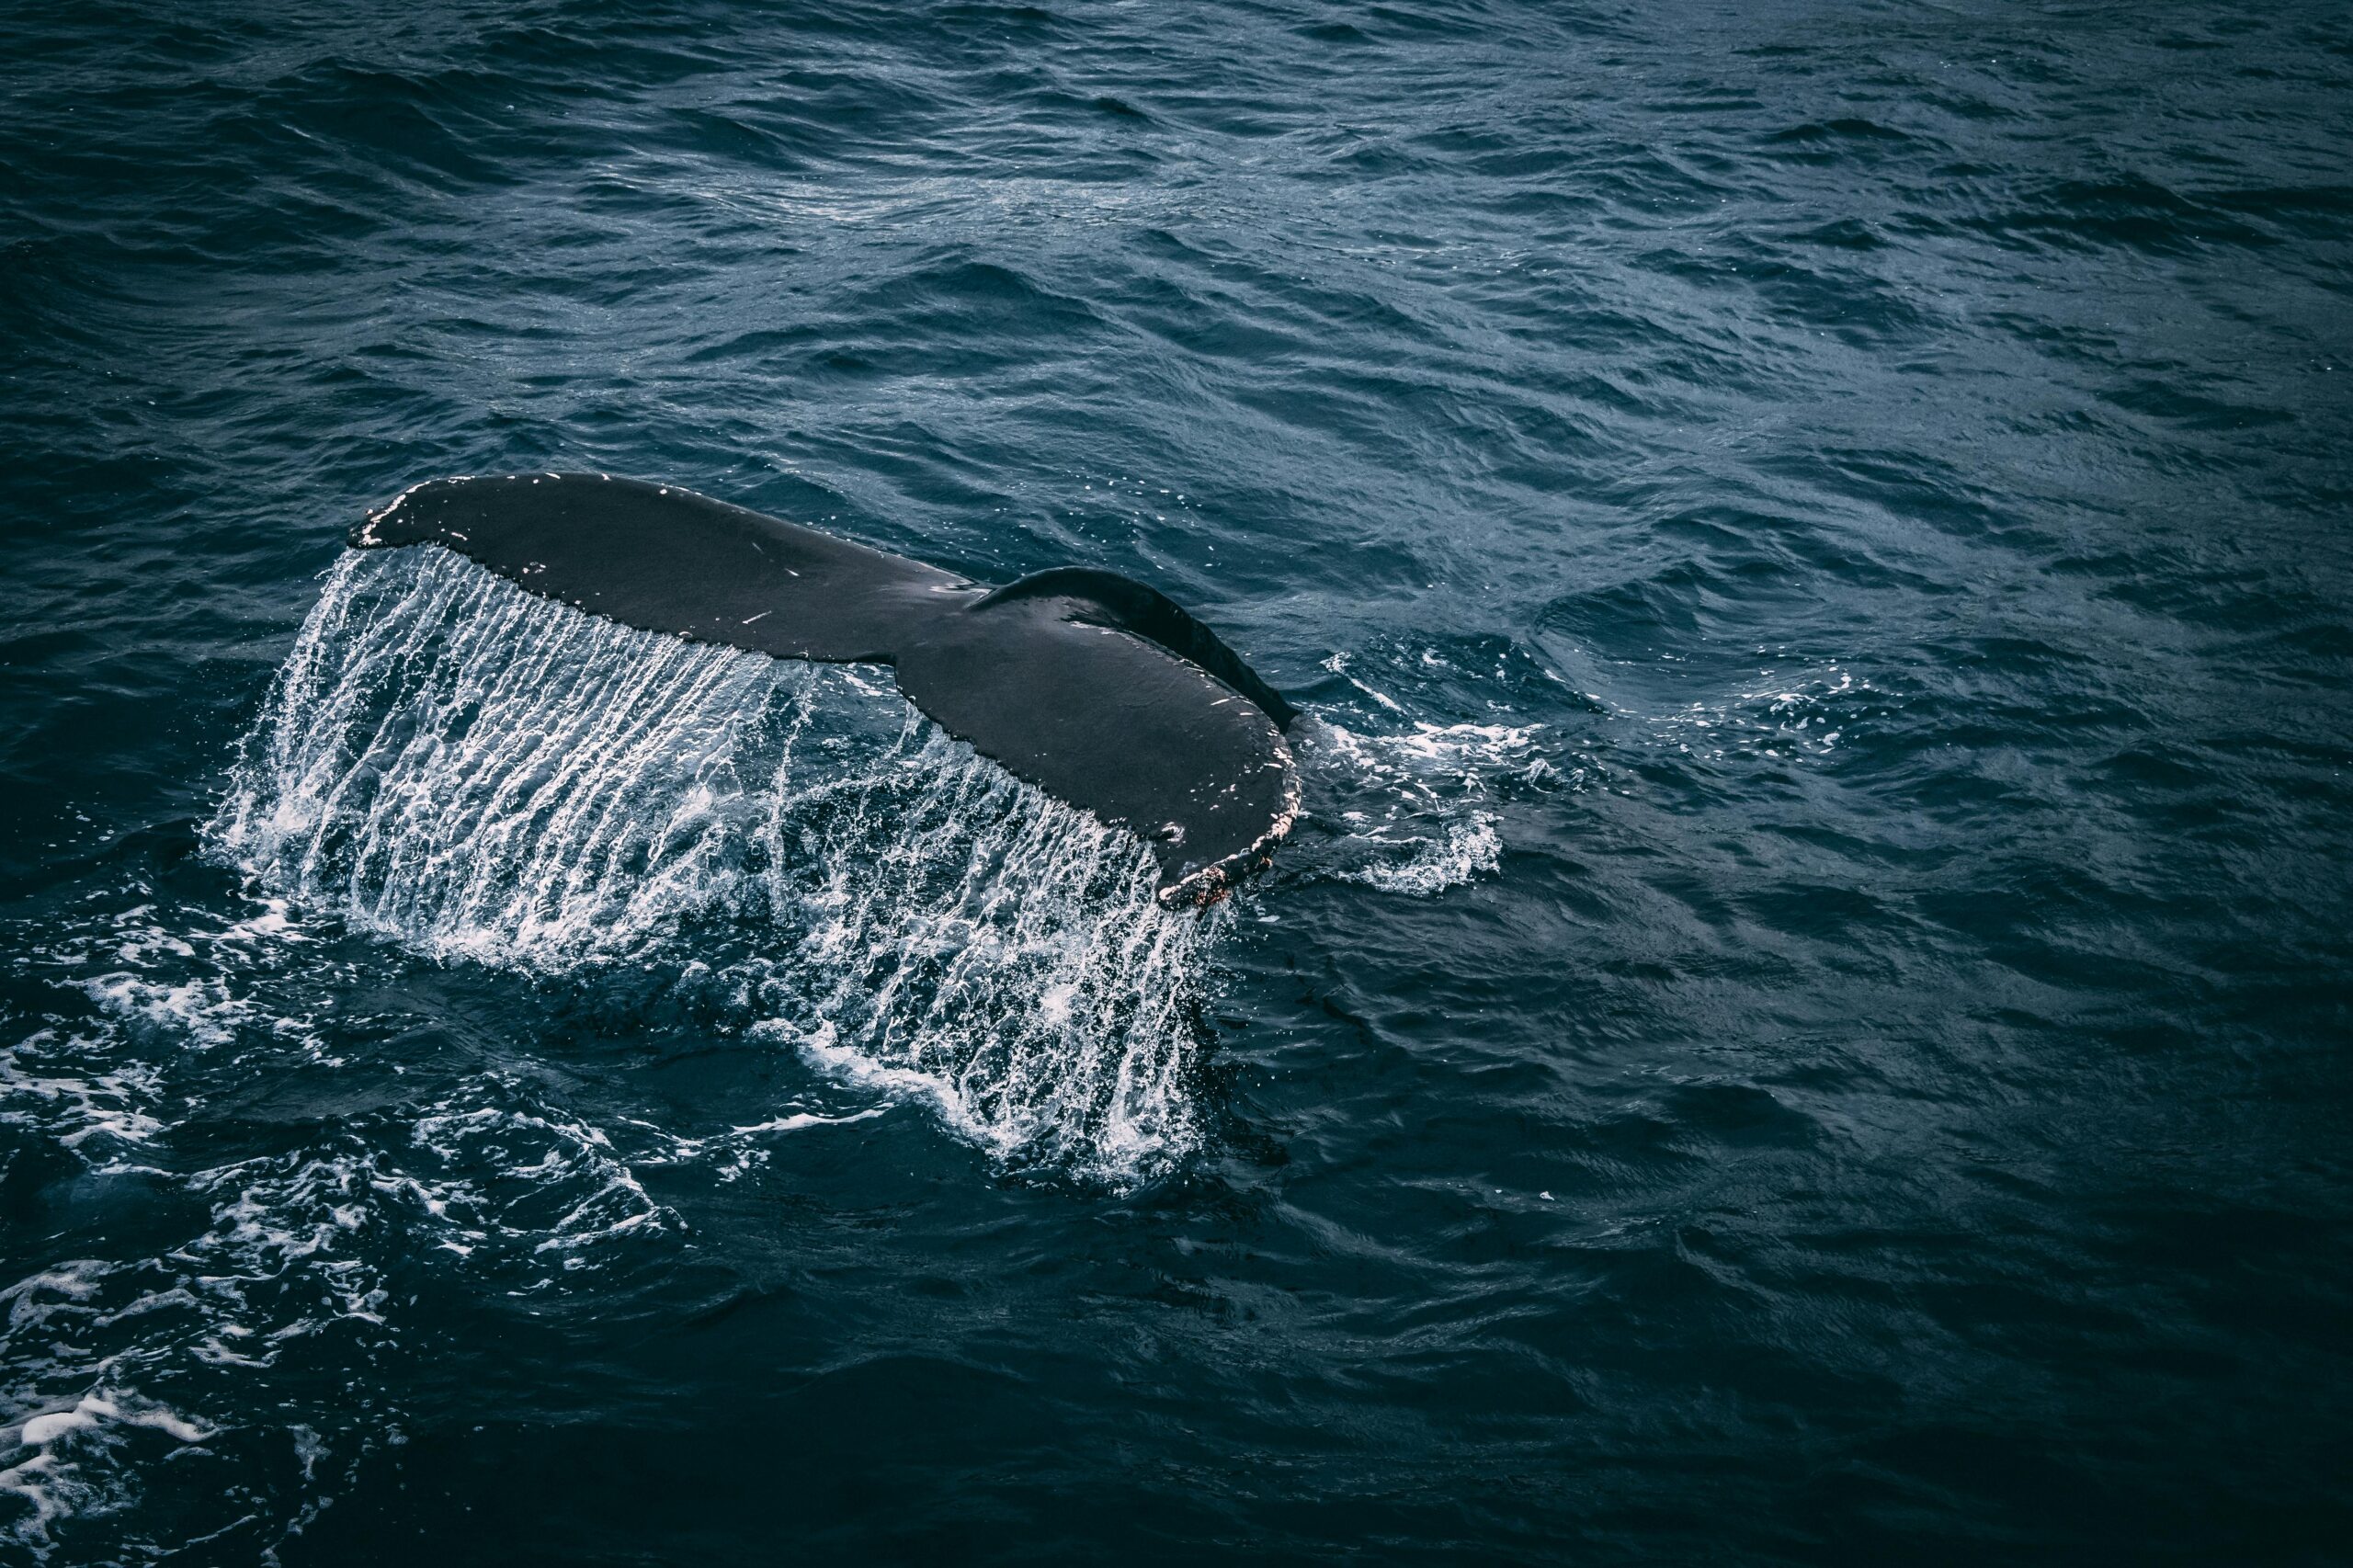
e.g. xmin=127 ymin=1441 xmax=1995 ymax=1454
xmin=4 ymin=2 xmax=2349 ymax=1562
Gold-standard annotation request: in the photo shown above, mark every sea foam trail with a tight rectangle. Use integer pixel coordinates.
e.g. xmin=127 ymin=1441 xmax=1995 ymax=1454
xmin=210 ymin=549 xmax=1213 ymax=1183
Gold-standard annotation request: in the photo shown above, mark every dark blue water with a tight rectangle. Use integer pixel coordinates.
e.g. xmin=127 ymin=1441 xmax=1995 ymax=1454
xmin=5 ymin=2 xmax=2351 ymax=1562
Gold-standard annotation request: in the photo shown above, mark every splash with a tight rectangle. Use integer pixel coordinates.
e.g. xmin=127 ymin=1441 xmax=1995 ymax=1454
xmin=208 ymin=549 xmax=1214 ymax=1184
xmin=210 ymin=551 xmax=784 ymax=969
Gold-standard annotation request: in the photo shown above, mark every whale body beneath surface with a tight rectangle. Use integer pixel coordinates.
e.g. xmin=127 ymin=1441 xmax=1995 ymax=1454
xmin=352 ymin=473 xmax=1300 ymax=905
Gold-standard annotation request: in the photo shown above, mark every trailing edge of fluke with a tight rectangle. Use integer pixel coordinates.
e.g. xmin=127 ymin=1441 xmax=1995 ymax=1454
xmin=351 ymin=472 xmax=1300 ymax=906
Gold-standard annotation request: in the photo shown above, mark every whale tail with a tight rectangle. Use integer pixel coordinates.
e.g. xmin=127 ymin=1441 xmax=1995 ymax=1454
xmin=353 ymin=473 xmax=1298 ymax=903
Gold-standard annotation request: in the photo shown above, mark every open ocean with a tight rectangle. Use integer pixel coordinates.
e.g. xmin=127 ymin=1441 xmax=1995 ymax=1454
xmin=4 ymin=1 xmax=2349 ymax=1562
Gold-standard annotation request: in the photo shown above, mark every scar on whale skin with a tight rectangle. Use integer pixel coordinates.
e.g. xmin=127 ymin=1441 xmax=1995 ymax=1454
xmin=352 ymin=473 xmax=1300 ymax=905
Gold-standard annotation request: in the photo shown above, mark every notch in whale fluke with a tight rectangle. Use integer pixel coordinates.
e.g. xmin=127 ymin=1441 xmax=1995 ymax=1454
xmin=352 ymin=473 xmax=1299 ymax=905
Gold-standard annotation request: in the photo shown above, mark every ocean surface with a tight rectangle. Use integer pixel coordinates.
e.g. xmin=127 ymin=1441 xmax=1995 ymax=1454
xmin=3 ymin=1 xmax=2350 ymax=1562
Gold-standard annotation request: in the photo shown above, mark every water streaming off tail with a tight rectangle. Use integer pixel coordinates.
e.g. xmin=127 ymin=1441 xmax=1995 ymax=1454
xmin=209 ymin=549 xmax=1216 ymax=1183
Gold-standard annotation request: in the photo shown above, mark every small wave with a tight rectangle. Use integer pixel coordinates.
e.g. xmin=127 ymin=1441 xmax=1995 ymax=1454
xmin=208 ymin=549 xmax=1214 ymax=1185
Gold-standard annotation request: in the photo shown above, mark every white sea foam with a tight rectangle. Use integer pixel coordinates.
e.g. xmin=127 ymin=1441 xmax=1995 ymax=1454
xmin=207 ymin=548 xmax=1214 ymax=1184
xmin=1290 ymin=717 xmax=1537 ymax=897
xmin=0 ymin=1065 xmax=685 ymax=1556
xmin=1640 ymin=662 xmax=1869 ymax=762
xmin=81 ymin=972 xmax=246 ymax=1051
xmin=0 ymin=1034 xmax=165 ymax=1151
xmin=1313 ymin=717 xmax=1546 ymax=788
xmin=0 ymin=1259 xmax=223 ymax=1560
xmin=0 ymin=1388 xmax=213 ymax=1553
xmin=0 ymin=1123 xmax=464 ymax=1558
xmin=1329 ymin=813 xmax=1503 ymax=896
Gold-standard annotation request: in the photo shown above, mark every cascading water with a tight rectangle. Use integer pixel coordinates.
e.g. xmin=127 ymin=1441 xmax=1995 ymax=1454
xmin=208 ymin=548 xmax=1218 ymax=1184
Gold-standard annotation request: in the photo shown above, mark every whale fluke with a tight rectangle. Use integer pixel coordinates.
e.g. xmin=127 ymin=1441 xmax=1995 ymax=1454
xmin=351 ymin=473 xmax=1298 ymax=904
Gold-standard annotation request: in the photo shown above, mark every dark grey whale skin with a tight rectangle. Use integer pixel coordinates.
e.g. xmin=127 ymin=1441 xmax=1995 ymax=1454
xmin=351 ymin=473 xmax=1299 ymax=905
